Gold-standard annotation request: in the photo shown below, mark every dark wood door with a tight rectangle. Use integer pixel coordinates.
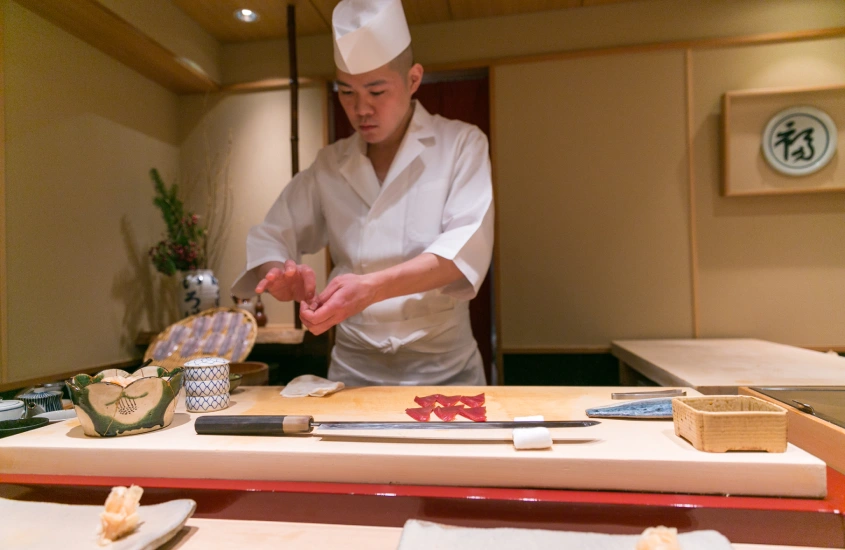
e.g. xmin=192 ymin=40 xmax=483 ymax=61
xmin=329 ymin=74 xmax=496 ymax=383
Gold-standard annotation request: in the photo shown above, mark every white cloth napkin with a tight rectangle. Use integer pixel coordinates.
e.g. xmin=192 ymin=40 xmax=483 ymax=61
xmin=280 ymin=375 xmax=345 ymax=398
xmin=397 ymin=520 xmax=734 ymax=550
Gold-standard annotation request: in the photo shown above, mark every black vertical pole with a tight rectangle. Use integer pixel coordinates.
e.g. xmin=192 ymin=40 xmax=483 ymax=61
xmin=288 ymin=3 xmax=302 ymax=329
xmin=288 ymin=3 xmax=300 ymax=177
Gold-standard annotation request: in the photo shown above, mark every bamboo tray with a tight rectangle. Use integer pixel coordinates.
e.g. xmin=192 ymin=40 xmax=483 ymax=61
xmin=143 ymin=308 xmax=258 ymax=371
xmin=672 ymin=396 xmax=787 ymax=453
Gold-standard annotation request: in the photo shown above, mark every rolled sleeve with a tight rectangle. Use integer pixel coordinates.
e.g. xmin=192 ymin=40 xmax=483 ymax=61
xmin=424 ymin=128 xmax=494 ymax=300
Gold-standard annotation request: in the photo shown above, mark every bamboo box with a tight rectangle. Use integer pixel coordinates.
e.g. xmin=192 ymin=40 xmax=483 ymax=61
xmin=673 ymin=396 xmax=787 ymax=453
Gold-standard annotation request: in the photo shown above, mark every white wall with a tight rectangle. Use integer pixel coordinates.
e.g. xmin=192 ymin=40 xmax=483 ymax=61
xmin=178 ymin=87 xmax=328 ymax=326
xmin=4 ymin=0 xmax=180 ymax=383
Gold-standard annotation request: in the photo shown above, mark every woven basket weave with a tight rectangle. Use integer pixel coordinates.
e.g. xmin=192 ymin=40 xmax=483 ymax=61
xmin=672 ymin=396 xmax=787 ymax=453
xmin=143 ymin=307 xmax=258 ymax=371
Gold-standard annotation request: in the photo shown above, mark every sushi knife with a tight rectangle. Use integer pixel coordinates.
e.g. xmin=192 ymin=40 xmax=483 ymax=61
xmin=610 ymin=389 xmax=685 ymax=400
xmin=195 ymin=415 xmax=599 ymax=436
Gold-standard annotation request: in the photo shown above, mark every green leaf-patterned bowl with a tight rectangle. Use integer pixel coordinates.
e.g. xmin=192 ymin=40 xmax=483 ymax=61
xmin=66 ymin=366 xmax=183 ymax=437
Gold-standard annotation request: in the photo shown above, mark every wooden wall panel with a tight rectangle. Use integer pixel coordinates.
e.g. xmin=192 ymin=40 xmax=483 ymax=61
xmin=15 ymin=0 xmax=217 ymax=93
xmin=97 ymin=0 xmax=221 ymax=83
xmin=493 ymin=51 xmax=694 ymax=349
xmin=691 ymin=38 xmax=845 ymax=348
xmin=0 ymin=2 xmax=6 ymax=382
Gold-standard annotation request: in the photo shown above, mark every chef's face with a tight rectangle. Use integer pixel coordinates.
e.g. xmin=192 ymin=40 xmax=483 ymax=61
xmin=336 ymin=55 xmax=423 ymax=145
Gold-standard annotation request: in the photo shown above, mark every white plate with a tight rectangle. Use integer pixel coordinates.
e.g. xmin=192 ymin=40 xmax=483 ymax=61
xmin=0 ymin=496 xmax=196 ymax=550
xmin=34 ymin=410 xmax=77 ymax=423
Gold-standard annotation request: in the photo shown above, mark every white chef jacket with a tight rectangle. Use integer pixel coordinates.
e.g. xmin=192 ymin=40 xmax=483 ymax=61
xmin=232 ymin=101 xmax=494 ymax=386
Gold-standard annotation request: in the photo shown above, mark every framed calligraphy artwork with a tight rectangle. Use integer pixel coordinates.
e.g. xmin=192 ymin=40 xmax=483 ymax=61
xmin=721 ymin=84 xmax=844 ymax=196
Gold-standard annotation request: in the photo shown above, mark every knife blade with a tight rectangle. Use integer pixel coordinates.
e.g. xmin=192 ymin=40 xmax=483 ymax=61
xmin=610 ymin=389 xmax=685 ymax=400
xmin=316 ymin=420 xmax=599 ymax=430
xmin=195 ymin=415 xmax=599 ymax=437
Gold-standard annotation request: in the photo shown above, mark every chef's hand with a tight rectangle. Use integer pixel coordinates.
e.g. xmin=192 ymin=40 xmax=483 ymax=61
xmin=299 ymin=273 xmax=377 ymax=335
xmin=255 ymin=260 xmax=317 ymax=304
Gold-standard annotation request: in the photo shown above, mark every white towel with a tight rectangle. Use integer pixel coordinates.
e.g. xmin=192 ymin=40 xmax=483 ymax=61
xmin=280 ymin=375 xmax=345 ymax=398
xmin=513 ymin=415 xmax=553 ymax=450
xmin=396 ymin=520 xmax=734 ymax=550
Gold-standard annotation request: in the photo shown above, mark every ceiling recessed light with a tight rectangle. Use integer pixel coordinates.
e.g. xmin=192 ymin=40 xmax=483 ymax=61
xmin=234 ymin=9 xmax=260 ymax=23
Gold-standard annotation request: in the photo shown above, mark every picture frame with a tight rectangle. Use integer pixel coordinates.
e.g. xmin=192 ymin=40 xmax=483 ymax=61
xmin=721 ymin=83 xmax=844 ymax=197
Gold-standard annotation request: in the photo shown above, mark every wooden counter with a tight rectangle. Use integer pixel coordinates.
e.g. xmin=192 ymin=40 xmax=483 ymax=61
xmin=2 ymin=386 xmax=843 ymax=546
xmin=0 ymin=386 xmax=827 ymax=498
xmin=612 ymin=339 xmax=845 ymax=394
xmin=741 ymin=387 xmax=845 ymax=476
xmin=160 ymin=518 xmax=828 ymax=550
xmin=4 ymin=470 xmax=844 ymax=547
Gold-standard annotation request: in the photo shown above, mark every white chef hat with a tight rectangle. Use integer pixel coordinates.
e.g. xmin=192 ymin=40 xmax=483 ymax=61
xmin=332 ymin=0 xmax=411 ymax=75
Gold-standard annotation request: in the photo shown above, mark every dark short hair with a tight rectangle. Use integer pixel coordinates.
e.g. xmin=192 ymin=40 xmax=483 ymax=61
xmin=388 ymin=45 xmax=414 ymax=75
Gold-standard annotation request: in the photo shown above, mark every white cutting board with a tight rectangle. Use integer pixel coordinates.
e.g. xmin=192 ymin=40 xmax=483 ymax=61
xmin=0 ymin=386 xmax=827 ymax=498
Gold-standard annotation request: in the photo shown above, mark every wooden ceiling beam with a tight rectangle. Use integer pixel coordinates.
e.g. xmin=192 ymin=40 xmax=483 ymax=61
xmin=172 ymin=0 xmax=648 ymax=43
xmin=15 ymin=0 xmax=218 ymax=94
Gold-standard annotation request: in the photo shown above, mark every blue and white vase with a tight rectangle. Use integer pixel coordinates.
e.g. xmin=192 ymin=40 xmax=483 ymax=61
xmin=179 ymin=269 xmax=220 ymax=318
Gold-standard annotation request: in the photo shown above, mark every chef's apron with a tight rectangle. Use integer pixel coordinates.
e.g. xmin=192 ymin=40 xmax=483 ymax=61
xmin=327 ymin=302 xmax=486 ymax=386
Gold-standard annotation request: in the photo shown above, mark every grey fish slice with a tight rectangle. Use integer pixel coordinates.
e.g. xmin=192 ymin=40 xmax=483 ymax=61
xmin=586 ymin=397 xmax=674 ymax=419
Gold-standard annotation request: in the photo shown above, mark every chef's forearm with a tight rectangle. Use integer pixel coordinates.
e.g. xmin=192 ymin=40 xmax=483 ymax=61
xmin=365 ymin=253 xmax=464 ymax=303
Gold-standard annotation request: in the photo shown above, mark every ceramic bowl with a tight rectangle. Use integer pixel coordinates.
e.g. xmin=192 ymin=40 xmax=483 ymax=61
xmin=229 ymin=362 xmax=269 ymax=386
xmin=66 ymin=366 xmax=183 ymax=437
xmin=0 ymin=417 xmax=49 ymax=438
xmin=186 ymin=392 xmax=229 ymax=413
xmin=228 ymin=373 xmax=243 ymax=392
xmin=40 ymin=381 xmax=69 ymax=399
xmin=16 ymin=388 xmax=63 ymax=413
xmin=0 ymin=399 xmax=25 ymax=421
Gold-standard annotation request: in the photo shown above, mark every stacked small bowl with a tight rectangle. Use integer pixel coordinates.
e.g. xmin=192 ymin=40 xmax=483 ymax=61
xmin=183 ymin=357 xmax=230 ymax=413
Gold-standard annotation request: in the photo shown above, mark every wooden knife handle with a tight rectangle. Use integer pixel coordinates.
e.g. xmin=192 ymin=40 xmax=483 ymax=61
xmin=194 ymin=415 xmax=314 ymax=436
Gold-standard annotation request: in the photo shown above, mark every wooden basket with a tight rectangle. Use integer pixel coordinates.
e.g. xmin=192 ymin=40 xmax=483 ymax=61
xmin=143 ymin=307 xmax=258 ymax=371
xmin=672 ymin=396 xmax=787 ymax=453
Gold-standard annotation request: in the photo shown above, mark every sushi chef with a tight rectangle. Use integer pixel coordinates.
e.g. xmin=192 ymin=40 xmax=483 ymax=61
xmin=232 ymin=0 xmax=494 ymax=386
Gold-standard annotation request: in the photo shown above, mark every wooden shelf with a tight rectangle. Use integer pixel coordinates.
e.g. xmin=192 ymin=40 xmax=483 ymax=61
xmin=16 ymin=0 xmax=218 ymax=94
